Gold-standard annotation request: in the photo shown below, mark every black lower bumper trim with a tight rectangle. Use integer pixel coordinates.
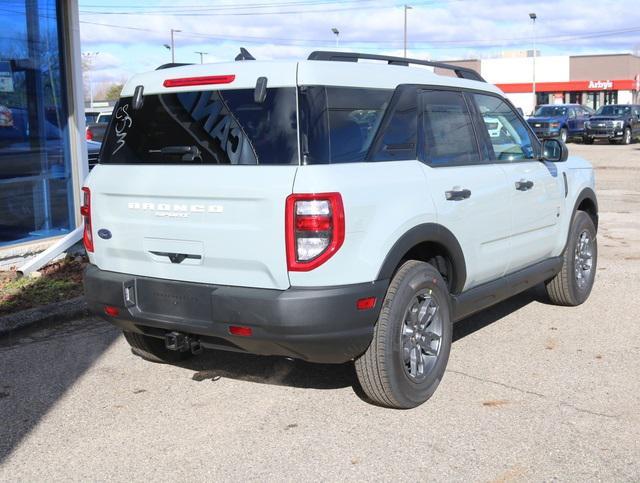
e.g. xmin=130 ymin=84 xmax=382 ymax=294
xmin=84 ymin=265 xmax=388 ymax=363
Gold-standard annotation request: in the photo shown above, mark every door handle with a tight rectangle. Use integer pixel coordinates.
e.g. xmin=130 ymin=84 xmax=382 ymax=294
xmin=515 ymin=179 xmax=534 ymax=191
xmin=445 ymin=188 xmax=472 ymax=201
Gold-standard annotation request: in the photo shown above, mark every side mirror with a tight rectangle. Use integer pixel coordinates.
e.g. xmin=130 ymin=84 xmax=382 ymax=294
xmin=542 ymin=138 xmax=568 ymax=162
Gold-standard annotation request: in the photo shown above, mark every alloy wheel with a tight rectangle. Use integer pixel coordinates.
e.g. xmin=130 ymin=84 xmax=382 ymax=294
xmin=574 ymin=229 xmax=594 ymax=290
xmin=400 ymin=290 xmax=443 ymax=382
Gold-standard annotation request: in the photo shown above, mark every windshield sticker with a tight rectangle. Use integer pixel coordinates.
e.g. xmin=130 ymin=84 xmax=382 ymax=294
xmin=112 ymin=103 xmax=132 ymax=155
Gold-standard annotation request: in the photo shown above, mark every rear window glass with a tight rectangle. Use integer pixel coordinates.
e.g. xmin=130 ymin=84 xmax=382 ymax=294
xmin=100 ymin=88 xmax=298 ymax=165
xmin=300 ymin=86 xmax=393 ymax=164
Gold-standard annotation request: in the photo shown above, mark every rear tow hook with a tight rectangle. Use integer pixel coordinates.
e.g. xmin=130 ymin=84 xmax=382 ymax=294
xmin=164 ymin=331 xmax=203 ymax=355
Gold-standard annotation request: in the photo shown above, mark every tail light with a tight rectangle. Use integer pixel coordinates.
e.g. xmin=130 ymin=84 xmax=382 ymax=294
xmin=80 ymin=187 xmax=94 ymax=252
xmin=285 ymin=193 xmax=344 ymax=271
xmin=85 ymin=127 xmax=93 ymax=140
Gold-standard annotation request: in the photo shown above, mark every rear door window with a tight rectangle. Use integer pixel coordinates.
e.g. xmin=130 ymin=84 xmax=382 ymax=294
xmin=100 ymin=88 xmax=298 ymax=165
xmin=420 ymin=90 xmax=480 ymax=167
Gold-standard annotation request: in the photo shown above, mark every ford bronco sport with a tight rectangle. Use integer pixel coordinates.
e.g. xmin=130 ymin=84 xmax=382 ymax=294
xmin=83 ymin=51 xmax=598 ymax=409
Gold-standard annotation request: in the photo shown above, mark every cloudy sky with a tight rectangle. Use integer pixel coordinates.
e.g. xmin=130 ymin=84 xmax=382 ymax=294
xmin=76 ymin=0 xmax=640 ymax=85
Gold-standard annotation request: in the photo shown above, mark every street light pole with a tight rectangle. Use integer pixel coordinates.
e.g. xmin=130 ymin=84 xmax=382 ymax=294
xmin=529 ymin=13 xmax=537 ymax=109
xmin=404 ymin=5 xmax=412 ymax=57
xmin=194 ymin=51 xmax=208 ymax=64
xmin=331 ymin=28 xmax=340 ymax=48
xmin=82 ymin=51 xmax=99 ymax=108
xmin=170 ymin=28 xmax=181 ymax=63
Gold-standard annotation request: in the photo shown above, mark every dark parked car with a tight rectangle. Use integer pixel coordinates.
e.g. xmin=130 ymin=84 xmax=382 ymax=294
xmin=85 ymin=111 xmax=112 ymax=143
xmin=527 ymin=104 xmax=593 ymax=143
xmin=583 ymin=104 xmax=640 ymax=145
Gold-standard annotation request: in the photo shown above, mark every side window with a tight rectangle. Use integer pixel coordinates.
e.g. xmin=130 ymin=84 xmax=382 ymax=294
xmin=420 ymin=90 xmax=480 ymax=167
xmin=473 ymin=93 xmax=536 ymax=161
xmin=370 ymin=87 xmax=418 ymax=162
xmin=299 ymin=86 xmax=392 ymax=164
xmin=568 ymin=108 xmax=576 ymax=119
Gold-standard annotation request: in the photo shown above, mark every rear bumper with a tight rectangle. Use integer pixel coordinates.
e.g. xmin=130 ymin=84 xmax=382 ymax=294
xmin=84 ymin=265 xmax=388 ymax=364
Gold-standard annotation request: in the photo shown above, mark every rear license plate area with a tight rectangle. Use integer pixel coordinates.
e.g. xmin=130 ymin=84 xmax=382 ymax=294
xmin=136 ymin=279 xmax=212 ymax=322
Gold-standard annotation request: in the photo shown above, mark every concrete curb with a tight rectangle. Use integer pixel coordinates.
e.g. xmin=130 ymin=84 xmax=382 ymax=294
xmin=0 ymin=296 xmax=88 ymax=337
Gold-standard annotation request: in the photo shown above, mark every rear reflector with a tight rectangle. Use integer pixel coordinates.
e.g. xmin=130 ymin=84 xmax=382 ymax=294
xmin=229 ymin=325 xmax=253 ymax=337
xmin=104 ymin=305 xmax=120 ymax=317
xmin=356 ymin=297 xmax=377 ymax=310
xmin=163 ymin=74 xmax=235 ymax=88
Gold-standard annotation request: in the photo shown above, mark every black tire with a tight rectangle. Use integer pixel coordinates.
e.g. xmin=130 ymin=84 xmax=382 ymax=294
xmin=123 ymin=331 xmax=193 ymax=364
xmin=355 ymin=260 xmax=452 ymax=409
xmin=559 ymin=128 xmax=568 ymax=143
xmin=622 ymin=127 xmax=632 ymax=145
xmin=583 ymin=136 xmax=593 ymax=145
xmin=545 ymin=211 xmax=597 ymax=306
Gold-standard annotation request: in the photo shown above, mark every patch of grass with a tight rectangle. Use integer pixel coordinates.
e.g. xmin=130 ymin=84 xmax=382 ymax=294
xmin=0 ymin=257 xmax=86 ymax=316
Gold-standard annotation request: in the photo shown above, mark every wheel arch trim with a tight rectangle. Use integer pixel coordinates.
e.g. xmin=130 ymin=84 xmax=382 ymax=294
xmin=572 ymin=186 xmax=598 ymax=231
xmin=376 ymin=223 xmax=467 ymax=294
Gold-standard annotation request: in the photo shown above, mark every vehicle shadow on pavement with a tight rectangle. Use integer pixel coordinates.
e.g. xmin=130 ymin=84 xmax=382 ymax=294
xmin=180 ymin=351 xmax=356 ymax=390
xmin=0 ymin=318 xmax=120 ymax=464
xmin=453 ymin=284 xmax=547 ymax=342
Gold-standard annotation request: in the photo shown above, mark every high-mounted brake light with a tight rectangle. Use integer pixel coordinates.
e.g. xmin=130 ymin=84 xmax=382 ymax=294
xmin=81 ymin=187 xmax=94 ymax=252
xmin=229 ymin=325 xmax=253 ymax=337
xmin=163 ymin=74 xmax=235 ymax=88
xmin=285 ymin=193 xmax=345 ymax=271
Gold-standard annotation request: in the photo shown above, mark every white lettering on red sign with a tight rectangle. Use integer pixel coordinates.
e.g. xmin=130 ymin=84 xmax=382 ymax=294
xmin=588 ymin=80 xmax=613 ymax=90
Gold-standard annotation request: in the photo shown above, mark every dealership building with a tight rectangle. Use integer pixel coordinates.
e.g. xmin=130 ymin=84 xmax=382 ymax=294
xmin=440 ymin=53 xmax=640 ymax=115
xmin=0 ymin=1 xmax=87 ymax=268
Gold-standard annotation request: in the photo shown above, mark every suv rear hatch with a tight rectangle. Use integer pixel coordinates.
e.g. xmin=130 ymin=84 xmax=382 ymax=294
xmin=85 ymin=65 xmax=299 ymax=290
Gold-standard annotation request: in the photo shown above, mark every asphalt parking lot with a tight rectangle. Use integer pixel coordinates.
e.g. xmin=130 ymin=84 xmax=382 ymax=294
xmin=1 ymin=142 xmax=639 ymax=481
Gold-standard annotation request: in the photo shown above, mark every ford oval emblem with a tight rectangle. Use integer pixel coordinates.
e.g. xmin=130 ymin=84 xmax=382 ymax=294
xmin=97 ymin=229 xmax=112 ymax=240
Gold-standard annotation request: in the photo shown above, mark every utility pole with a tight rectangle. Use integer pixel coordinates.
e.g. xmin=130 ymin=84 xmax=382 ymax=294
xmin=403 ymin=5 xmax=412 ymax=57
xmin=170 ymin=28 xmax=181 ymax=63
xmin=529 ymin=13 xmax=537 ymax=109
xmin=194 ymin=51 xmax=208 ymax=64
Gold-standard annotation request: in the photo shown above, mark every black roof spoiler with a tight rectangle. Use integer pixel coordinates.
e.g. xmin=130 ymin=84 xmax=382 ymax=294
xmin=307 ymin=51 xmax=485 ymax=82
xmin=156 ymin=63 xmax=194 ymax=70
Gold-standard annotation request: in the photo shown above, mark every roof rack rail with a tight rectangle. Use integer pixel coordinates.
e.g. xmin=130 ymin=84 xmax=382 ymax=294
xmin=156 ymin=63 xmax=193 ymax=70
xmin=307 ymin=51 xmax=485 ymax=82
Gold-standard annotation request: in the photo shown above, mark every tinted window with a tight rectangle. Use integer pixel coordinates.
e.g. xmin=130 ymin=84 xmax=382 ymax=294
xmin=101 ymin=88 xmax=298 ymax=165
xmin=474 ymin=93 xmax=536 ymax=161
xmin=534 ymin=106 xmax=567 ymax=117
xmin=300 ymin=86 xmax=392 ymax=164
xmin=595 ymin=105 xmax=631 ymax=116
xmin=420 ymin=90 xmax=479 ymax=166
xmin=369 ymin=87 xmax=417 ymax=162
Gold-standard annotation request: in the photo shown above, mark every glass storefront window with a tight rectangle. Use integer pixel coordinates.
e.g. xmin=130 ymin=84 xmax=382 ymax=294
xmin=604 ymin=91 xmax=618 ymax=105
xmin=0 ymin=0 xmax=74 ymax=247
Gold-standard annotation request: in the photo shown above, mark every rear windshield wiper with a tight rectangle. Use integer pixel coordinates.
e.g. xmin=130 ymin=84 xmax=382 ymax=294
xmin=148 ymin=145 xmax=202 ymax=161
